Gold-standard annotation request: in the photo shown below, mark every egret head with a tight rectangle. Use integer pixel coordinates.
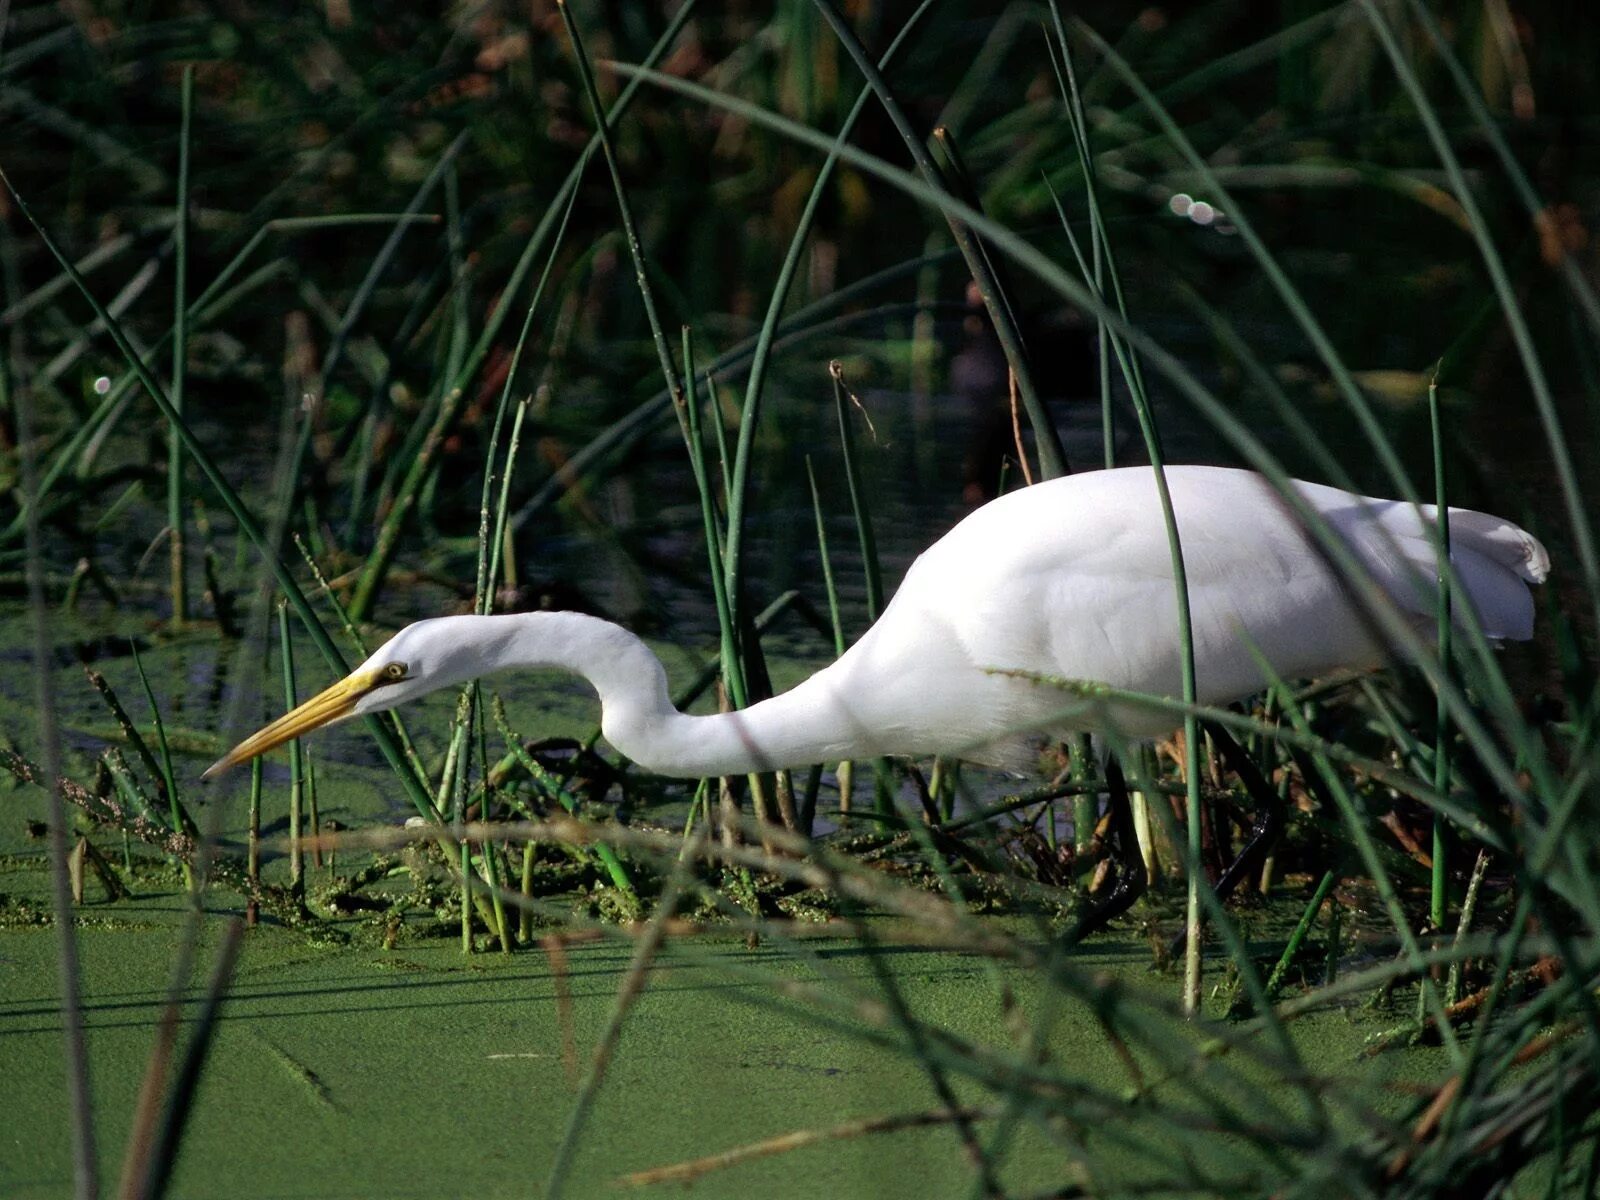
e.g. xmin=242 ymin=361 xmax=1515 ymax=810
xmin=203 ymin=616 xmax=494 ymax=780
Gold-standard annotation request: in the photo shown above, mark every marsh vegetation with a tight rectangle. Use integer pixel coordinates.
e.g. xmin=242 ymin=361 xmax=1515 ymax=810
xmin=2 ymin=2 xmax=1599 ymax=1197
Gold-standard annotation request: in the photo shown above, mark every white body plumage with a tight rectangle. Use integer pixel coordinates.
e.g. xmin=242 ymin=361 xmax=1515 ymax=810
xmin=207 ymin=466 xmax=1549 ymax=781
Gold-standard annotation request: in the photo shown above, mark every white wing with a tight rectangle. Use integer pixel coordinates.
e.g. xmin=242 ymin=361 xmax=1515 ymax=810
xmin=810 ymin=467 xmax=1548 ymax=748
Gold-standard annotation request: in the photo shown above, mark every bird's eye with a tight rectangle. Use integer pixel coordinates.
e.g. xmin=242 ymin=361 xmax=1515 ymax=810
xmin=381 ymin=662 xmax=408 ymax=682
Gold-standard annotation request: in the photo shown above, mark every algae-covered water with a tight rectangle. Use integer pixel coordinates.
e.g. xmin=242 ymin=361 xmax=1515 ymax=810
xmin=0 ymin=863 xmax=1443 ymax=1198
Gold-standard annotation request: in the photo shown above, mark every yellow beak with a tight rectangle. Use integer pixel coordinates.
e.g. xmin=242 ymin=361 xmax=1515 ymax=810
xmin=202 ymin=669 xmax=385 ymax=780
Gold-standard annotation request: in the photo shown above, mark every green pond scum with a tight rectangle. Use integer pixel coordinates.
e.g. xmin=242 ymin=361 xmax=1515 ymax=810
xmin=0 ymin=868 xmax=1448 ymax=1200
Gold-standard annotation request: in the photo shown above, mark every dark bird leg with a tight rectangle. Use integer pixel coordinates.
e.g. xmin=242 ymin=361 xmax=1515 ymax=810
xmin=1167 ymin=720 xmax=1287 ymax=958
xmin=1063 ymin=755 xmax=1147 ymax=945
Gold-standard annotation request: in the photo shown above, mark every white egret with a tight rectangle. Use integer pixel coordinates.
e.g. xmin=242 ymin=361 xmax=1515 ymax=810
xmin=205 ymin=465 xmax=1548 ymax=781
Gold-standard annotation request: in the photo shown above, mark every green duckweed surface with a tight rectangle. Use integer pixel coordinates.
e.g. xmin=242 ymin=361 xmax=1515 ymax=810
xmin=0 ymin=873 xmax=1444 ymax=1200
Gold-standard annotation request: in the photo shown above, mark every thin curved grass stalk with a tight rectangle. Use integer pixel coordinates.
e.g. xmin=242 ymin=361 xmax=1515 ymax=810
xmin=134 ymin=919 xmax=244 ymax=1200
xmin=560 ymin=0 xmax=782 ymax=847
xmin=1005 ymin=672 xmax=1504 ymax=852
xmin=1445 ymin=850 xmax=1491 ymax=1009
xmin=1099 ymin=723 xmax=1326 ymax=1131
xmin=114 ymin=865 xmax=205 ymax=1200
xmin=1 ymin=212 xmax=437 ymax=548
xmin=39 ymin=248 xmax=163 ymax=388
xmin=1 ymin=225 xmax=142 ymax=325
xmin=545 ymin=865 xmax=687 ymax=1200
xmin=478 ymin=183 xmax=580 ymax=612
xmin=682 ymin=334 xmax=740 ymax=707
xmin=168 ymin=64 xmax=193 ymax=627
xmin=513 ymin=292 xmax=957 ymax=531
xmin=806 ymin=455 xmax=853 ymax=816
xmin=441 ymin=163 xmax=470 ymax=388
xmin=0 ymin=169 xmax=442 ymax=824
xmin=506 ymin=243 xmax=963 ymax=531
xmin=128 ymin=642 xmax=195 ymax=892
xmin=1428 ymin=783 xmax=1600 ymax=1151
xmin=298 ymin=812 xmax=1357 ymax=1158
xmin=827 ymin=360 xmax=897 ymax=813
xmin=1069 ymin=17 xmax=1420 ymax=507
xmin=346 ymin=0 xmax=701 ymax=622
xmin=848 ymin=902 xmax=1004 ymax=1196
xmin=1376 ymin=0 xmax=1600 ymax=640
xmin=717 ymin=0 xmax=938 ymax=627
xmin=1047 ymin=8 xmax=1156 ymax=458
xmin=276 ymin=601 xmax=305 ymax=900
xmin=103 ymin=747 xmax=165 ymax=840
xmin=616 ymin=1105 xmax=998 ymax=1190
xmin=1045 ymin=37 xmax=1112 ymax=468
xmin=13 ymin=353 xmax=99 ymax=1200
xmin=443 ymin=169 xmax=580 ymax=951
xmin=1427 ymin=372 xmax=1451 ymax=932
xmin=247 ymin=757 xmax=261 ymax=925
xmin=1036 ymin=15 xmax=1203 ymax=1011
xmin=1354 ymin=0 xmax=1596 ymax=838
xmin=84 ymin=666 xmax=189 ymax=837
xmin=1404 ymin=0 xmax=1600 ymax=345
xmin=1263 ymin=870 xmax=1338 ymax=1005
xmin=808 ymin=0 xmax=1066 ymax=481
xmin=290 ymin=533 xmax=430 ymax=793
xmin=678 ymin=330 xmax=783 ymax=838
xmin=558 ymin=0 xmax=679 ymax=407
xmin=829 ymin=361 xmax=883 ymax=623
xmin=1254 ymin=683 xmax=1462 ymax=1062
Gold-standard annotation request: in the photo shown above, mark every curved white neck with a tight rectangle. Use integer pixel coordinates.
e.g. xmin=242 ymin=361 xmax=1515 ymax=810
xmin=473 ymin=612 xmax=859 ymax=777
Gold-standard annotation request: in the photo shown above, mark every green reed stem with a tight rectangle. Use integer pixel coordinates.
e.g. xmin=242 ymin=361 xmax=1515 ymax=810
xmin=807 ymin=454 xmax=851 ymax=818
xmin=492 ymin=698 xmax=634 ymax=898
xmin=810 ymin=0 xmax=1065 ymax=480
xmin=1428 ymin=370 xmax=1451 ymax=931
xmin=720 ymin=0 xmax=936 ymax=629
xmin=546 ymin=869 xmax=685 ymax=1200
xmin=0 ymin=169 xmax=441 ymax=824
xmin=829 ymin=362 xmax=882 ymax=623
xmin=1042 ymin=11 xmax=1201 ymax=1009
xmin=680 ymin=328 xmax=745 ymax=705
xmin=1446 ymin=849 xmax=1490 ymax=1008
xmin=3 ymin=213 xmax=436 ymax=549
xmin=276 ymin=601 xmax=304 ymax=899
xmin=347 ymin=0 xmax=700 ymax=622
xmin=1264 ymin=870 xmax=1337 ymax=1004
xmin=168 ymin=65 xmax=193 ymax=627
xmin=128 ymin=644 xmax=196 ymax=891
xmin=247 ymin=757 xmax=261 ymax=925
xmin=558 ymin=0 xmax=679 ymax=409
xmin=806 ymin=458 xmax=847 ymax=660
xmin=1381 ymin=0 xmax=1600 ymax=631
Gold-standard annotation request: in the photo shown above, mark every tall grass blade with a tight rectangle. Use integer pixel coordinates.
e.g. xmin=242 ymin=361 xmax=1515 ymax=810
xmin=135 ymin=919 xmax=244 ymax=1200
xmin=13 ymin=331 xmax=99 ymax=1200
xmin=1358 ymin=0 xmax=1600 ymax=636
xmin=0 ymin=166 xmax=440 ymax=821
xmin=167 ymin=65 xmax=192 ymax=626
xmin=808 ymin=0 xmax=1067 ymax=480
xmin=545 ymin=869 xmax=685 ymax=1200
xmin=1428 ymin=370 xmax=1451 ymax=932
xmin=347 ymin=0 xmax=702 ymax=622
xmin=722 ymin=0 xmax=937 ymax=629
